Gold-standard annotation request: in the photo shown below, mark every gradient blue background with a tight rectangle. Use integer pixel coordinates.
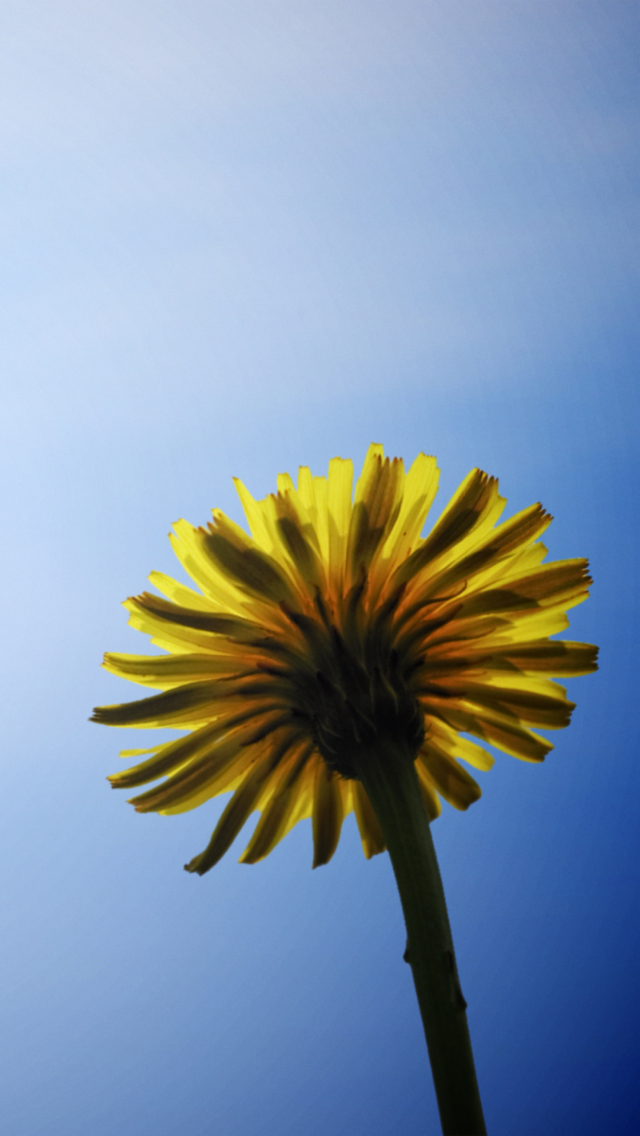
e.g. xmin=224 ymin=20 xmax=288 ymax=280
xmin=1 ymin=3 xmax=638 ymax=1133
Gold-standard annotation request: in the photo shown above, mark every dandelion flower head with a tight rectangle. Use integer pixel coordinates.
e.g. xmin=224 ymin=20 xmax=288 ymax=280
xmin=93 ymin=445 xmax=597 ymax=874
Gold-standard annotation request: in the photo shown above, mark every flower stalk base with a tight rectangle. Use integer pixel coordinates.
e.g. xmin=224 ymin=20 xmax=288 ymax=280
xmin=352 ymin=739 xmax=487 ymax=1136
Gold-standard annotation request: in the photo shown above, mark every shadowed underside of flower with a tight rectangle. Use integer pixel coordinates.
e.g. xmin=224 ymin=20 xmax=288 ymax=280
xmin=92 ymin=445 xmax=597 ymax=874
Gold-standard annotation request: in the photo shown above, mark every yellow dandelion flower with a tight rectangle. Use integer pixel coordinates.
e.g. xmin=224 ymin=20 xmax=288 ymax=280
xmin=93 ymin=444 xmax=596 ymax=874
xmin=93 ymin=444 xmax=596 ymax=1135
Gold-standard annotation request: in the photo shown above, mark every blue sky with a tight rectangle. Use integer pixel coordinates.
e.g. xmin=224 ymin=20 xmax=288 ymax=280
xmin=1 ymin=3 xmax=638 ymax=1134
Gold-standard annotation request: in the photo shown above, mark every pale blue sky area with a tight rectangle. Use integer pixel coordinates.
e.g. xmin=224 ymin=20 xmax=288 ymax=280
xmin=1 ymin=4 xmax=638 ymax=1135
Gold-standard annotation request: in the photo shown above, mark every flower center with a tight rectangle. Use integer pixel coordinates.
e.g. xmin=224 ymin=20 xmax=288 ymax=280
xmin=283 ymin=597 xmax=425 ymax=780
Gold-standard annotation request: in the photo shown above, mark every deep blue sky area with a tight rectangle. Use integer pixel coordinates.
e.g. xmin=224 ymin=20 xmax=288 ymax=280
xmin=1 ymin=4 xmax=638 ymax=1134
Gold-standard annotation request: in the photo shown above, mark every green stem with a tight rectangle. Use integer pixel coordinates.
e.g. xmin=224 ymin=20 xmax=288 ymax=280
xmin=353 ymin=737 xmax=487 ymax=1136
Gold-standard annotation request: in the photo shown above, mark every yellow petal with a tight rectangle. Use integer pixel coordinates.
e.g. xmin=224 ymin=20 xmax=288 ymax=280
xmin=347 ymin=446 xmax=404 ymax=582
xmin=425 ymin=675 xmax=574 ymax=730
xmin=125 ymin=592 xmax=261 ymax=646
xmin=325 ymin=457 xmax=354 ymax=587
xmin=117 ymin=745 xmax=160 ymax=759
xmin=184 ymin=730 xmax=299 ymax=874
xmin=239 ymin=743 xmax=315 ymax=863
xmin=454 ymin=560 xmax=592 ymax=623
xmin=169 ymin=520 xmax=249 ymax=613
xmin=102 ymin=651 xmax=253 ymax=688
xmin=272 ymin=494 xmax=325 ymax=594
xmin=412 ymin=638 xmax=598 ymax=679
xmin=204 ymin=515 xmax=298 ymax=606
xmin=459 ymin=538 xmax=548 ymax=594
xmin=147 ymin=571 xmax=215 ymax=612
xmin=427 ymin=718 xmax=495 ymax=771
xmin=352 ymin=781 xmax=386 ymax=858
xmin=185 ymin=761 xmax=272 ymax=874
xmin=397 ymin=469 xmax=506 ymax=587
xmin=414 ymin=760 xmax=442 ymax=820
xmin=92 ymin=680 xmax=222 ymax=728
xmin=312 ymin=762 xmax=345 ymax=868
xmin=108 ymin=720 xmax=232 ymax=788
xmin=424 ymin=696 xmax=553 ymax=763
xmin=498 ymin=639 xmax=599 ymax=676
xmin=128 ymin=728 xmax=255 ymax=814
xmin=380 ymin=452 xmax=439 ymax=566
xmin=233 ymin=479 xmax=278 ymax=556
xmin=422 ymin=606 xmax=571 ymax=653
xmin=410 ymin=502 xmax=552 ymax=604
xmin=417 ymin=747 xmax=482 ymax=810
xmin=140 ymin=715 xmax=296 ymax=817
